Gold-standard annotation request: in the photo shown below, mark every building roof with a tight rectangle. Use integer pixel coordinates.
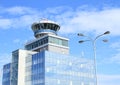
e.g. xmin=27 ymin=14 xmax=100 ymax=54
xmin=32 ymin=18 xmax=60 ymax=26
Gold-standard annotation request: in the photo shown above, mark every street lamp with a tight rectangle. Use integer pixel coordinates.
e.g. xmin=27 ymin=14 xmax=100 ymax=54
xmin=78 ymin=31 xmax=110 ymax=85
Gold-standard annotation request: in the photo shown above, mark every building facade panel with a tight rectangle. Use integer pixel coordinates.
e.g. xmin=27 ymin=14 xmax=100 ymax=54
xmin=45 ymin=51 xmax=95 ymax=85
xmin=2 ymin=63 xmax=11 ymax=85
xmin=31 ymin=51 xmax=45 ymax=85
xmin=11 ymin=50 xmax=19 ymax=85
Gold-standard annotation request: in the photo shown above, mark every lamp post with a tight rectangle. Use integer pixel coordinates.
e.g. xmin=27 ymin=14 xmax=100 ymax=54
xmin=78 ymin=31 xmax=110 ymax=85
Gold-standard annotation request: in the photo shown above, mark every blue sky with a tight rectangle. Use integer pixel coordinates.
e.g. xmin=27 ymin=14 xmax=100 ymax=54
xmin=0 ymin=0 xmax=120 ymax=85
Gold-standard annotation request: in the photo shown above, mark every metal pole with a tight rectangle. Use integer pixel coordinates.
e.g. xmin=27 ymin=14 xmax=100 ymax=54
xmin=93 ymin=40 xmax=97 ymax=85
xmin=93 ymin=34 xmax=106 ymax=85
xmin=78 ymin=31 xmax=110 ymax=85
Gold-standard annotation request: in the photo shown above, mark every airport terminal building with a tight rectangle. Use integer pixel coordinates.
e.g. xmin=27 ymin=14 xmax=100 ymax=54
xmin=2 ymin=19 xmax=95 ymax=85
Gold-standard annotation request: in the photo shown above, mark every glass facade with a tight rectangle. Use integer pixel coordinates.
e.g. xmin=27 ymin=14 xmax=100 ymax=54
xmin=25 ymin=35 xmax=68 ymax=50
xmin=35 ymin=29 xmax=57 ymax=35
xmin=45 ymin=51 xmax=95 ymax=85
xmin=26 ymin=51 xmax=95 ymax=85
xmin=32 ymin=23 xmax=60 ymax=37
xmin=2 ymin=47 xmax=95 ymax=85
xmin=48 ymin=36 xmax=68 ymax=47
xmin=25 ymin=54 xmax=33 ymax=85
xmin=31 ymin=51 xmax=45 ymax=85
xmin=25 ymin=37 xmax=48 ymax=50
xmin=11 ymin=50 xmax=19 ymax=85
xmin=2 ymin=63 xmax=11 ymax=85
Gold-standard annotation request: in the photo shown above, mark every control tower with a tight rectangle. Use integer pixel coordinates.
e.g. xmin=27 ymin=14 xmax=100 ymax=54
xmin=32 ymin=19 xmax=60 ymax=38
xmin=25 ymin=19 xmax=69 ymax=54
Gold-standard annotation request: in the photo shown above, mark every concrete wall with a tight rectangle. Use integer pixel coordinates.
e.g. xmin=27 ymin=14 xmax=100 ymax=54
xmin=18 ymin=50 xmax=37 ymax=85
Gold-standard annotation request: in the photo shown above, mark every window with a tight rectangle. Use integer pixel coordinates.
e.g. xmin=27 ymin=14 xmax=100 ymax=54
xmin=25 ymin=37 xmax=48 ymax=50
xmin=62 ymin=40 xmax=68 ymax=46
xmin=49 ymin=36 xmax=68 ymax=47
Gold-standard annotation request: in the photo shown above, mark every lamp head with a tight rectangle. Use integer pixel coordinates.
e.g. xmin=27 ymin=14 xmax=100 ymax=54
xmin=103 ymin=39 xmax=108 ymax=42
xmin=104 ymin=31 xmax=110 ymax=35
xmin=79 ymin=40 xmax=84 ymax=43
xmin=78 ymin=33 xmax=84 ymax=36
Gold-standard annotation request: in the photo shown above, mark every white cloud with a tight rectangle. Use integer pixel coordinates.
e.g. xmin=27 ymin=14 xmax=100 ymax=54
xmin=0 ymin=54 xmax=11 ymax=64
xmin=0 ymin=15 xmax=39 ymax=29
xmin=105 ymin=41 xmax=120 ymax=64
xmin=101 ymin=52 xmax=120 ymax=65
xmin=0 ymin=19 xmax=12 ymax=29
xmin=0 ymin=6 xmax=41 ymax=29
xmin=0 ymin=6 xmax=120 ymax=36
xmin=55 ymin=8 xmax=120 ymax=36
xmin=6 ymin=7 xmax=29 ymax=15
xmin=109 ymin=52 xmax=120 ymax=64
xmin=98 ymin=74 xmax=120 ymax=85
xmin=13 ymin=38 xmax=31 ymax=47
xmin=1 ymin=6 xmax=120 ymax=85
xmin=101 ymin=51 xmax=120 ymax=64
xmin=45 ymin=6 xmax=73 ymax=14
xmin=110 ymin=41 xmax=120 ymax=50
xmin=13 ymin=39 xmax=20 ymax=43
xmin=0 ymin=6 xmax=38 ymax=15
